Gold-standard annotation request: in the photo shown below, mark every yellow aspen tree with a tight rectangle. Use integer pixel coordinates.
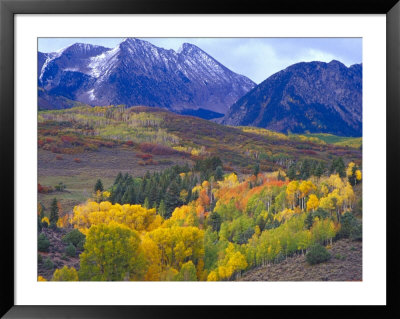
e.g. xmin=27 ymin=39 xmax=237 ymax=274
xmin=346 ymin=162 xmax=355 ymax=177
xmin=307 ymin=194 xmax=319 ymax=212
xmin=286 ymin=181 xmax=299 ymax=209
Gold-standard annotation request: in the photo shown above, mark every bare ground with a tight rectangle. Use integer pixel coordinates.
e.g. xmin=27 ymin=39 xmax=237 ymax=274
xmin=239 ymin=239 xmax=362 ymax=281
xmin=38 ymin=227 xmax=81 ymax=280
xmin=38 ymin=147 xmax=192 ymax=213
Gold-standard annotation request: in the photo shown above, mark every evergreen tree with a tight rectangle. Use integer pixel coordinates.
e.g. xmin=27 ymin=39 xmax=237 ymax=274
xmin=215 ymin=166 xmax=224 ymax=181
xmin=121 ymin=186 xmax=135 ymax=204
xmin=300 ymin=159 xmax=311 ymax=179
xmin=143 ymin=197 xmax=150 ymax=209
xmin=315 ymin=162 xmax=325 ymax=178
xmin=49 ymin=197 xmax=59 ymax=226
xmin=114 ymin=172 xmax=123 ymax=185
xmin=253 ymin=163 xmax=260 ymax=177
xmin=208 ymin=211 xmax=222 ymax=232
xmin=287 ymin=163 xmax=297 ymax=180
xmin=305 ymin=212 xmax=314 ymax=230
xmin=94 ymin=179 xmax=104 ymax=192
xmin=158 ymin=200 xmax=167 ymax=218
xmin=164 ymin=181 xmax=182 ymax=218
xmin=336 ymin=157 xmax=346 ymax=177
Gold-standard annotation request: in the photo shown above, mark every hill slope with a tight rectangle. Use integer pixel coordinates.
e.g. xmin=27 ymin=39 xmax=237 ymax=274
xmin=222 ymin=60 xmax=362 ymax=137
xmin=239 ymin=239 xmax=362 ymax=281
xmin=38 ymin=106 xmax=362 ymax=171
xmin=38 ymin=38 xmax=255 ymax=114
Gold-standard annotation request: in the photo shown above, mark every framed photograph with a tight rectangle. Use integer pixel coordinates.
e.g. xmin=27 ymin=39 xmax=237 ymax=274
xmin=1 ymin=0 xmax=398 ymax=317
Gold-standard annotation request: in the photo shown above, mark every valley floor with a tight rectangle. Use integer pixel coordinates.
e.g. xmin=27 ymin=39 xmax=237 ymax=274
xmin=239 ymin=239 xmax=362 ymax=281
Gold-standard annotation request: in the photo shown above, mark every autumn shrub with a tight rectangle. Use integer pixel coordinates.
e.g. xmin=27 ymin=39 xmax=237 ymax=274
xmin=65 ymin=243 xmax=76 ymax=257
xmin=306 ymin=244 xmax=331 ymax=265
xmin=74 ymin=158 xmax=81 ymax=163
xmin=38 ymin=233 xmax=50 ymax=252
xmin=38 ymin=183 xmax=53 ymax=194
xmin=55 ymin=155 xmax=63 ymax=160
xmin=52 ymin=266 xmax=78 ymax=281
xmin=125 ymin=140 xmax=134 ymax=147
xmin=136 ymin=153 xmax=153 ymax=160
xmin=61 ymin=135 xmax=78 ymax=144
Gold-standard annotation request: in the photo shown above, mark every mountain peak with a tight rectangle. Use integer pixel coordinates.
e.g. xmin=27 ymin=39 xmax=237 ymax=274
xmin=223 ymin=60 xmax=362 ymax=137
xmin=328 ymin=59 xmax=346 ymax=67
xmin=63 ymin=42 xmax=109 ymax=54
xmin=38 ymin=39 xmax=255 ymax=114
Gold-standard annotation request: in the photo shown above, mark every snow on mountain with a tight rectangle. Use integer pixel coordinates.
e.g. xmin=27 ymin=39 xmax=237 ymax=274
xmin=38 ymin=38 xmax=256 ymax=114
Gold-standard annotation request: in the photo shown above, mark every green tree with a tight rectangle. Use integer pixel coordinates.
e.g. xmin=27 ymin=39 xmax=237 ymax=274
xmin=65 ymin=243 xmax=76 ymax=257
xmin=175 ymin=261 xmax=197 ymax=281
xmin=253 ymin=163 xmax=260 ymax=177
xmin=49 ymin=198 xmax=59 ymax=226
xmin=38 ymin=233 xmax=50 ymax=252
xmin=164 ymin=181 xmax=182 ymax=218
xmin=315 ymin=162 xmax=325 ymax=178
xmin=62 ymin=229 xmax=86 ymax=250
xmin=158 ymin=200 xmax=167 ymax=218
xmin=94 ymin=179 xmax=104 ymax=192
xmin=304 ymin=212 xmax=314 ymax=230
xmin=287 ymin=163 xmax=297 ymax=180
xmin=215 ymin=166 xmax=224 ymax=181
xmin=306 ymin=244 xmax=331 ymax=265
xmin=143 ymin=197 xmax=150 ymax=209
xmin=208 ymin=211 xmax=222 ymax=232
xmin=79 ymin=223 xmax=146 ymax=281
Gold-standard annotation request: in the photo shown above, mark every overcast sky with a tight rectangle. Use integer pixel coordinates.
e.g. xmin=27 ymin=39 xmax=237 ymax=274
xmin=39 ymin=38 xmax=362 ymax=84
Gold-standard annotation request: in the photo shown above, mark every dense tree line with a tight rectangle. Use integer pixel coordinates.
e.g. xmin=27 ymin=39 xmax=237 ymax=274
xmin=108 ymin=157 xmax=225 ymax=218
xmin=42 ymin=158 xmax=362 ymax=282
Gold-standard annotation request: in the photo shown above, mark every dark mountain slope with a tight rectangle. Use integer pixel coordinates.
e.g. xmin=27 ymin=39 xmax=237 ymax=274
xmin=222 ymin=60 xmax=362 ymax=137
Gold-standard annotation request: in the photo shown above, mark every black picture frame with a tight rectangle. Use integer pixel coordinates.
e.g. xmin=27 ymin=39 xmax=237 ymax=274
xmin=1 ymin=0 xmax=399 ymax=317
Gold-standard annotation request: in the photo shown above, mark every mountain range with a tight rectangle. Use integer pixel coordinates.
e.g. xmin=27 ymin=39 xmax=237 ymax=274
xmin=38 ymin=39 xmax=362 ymax=137
xmin=38 ymin=38 xmax=255 ymax=114
xmin=222 ymin=60 xmax=362 ymax=137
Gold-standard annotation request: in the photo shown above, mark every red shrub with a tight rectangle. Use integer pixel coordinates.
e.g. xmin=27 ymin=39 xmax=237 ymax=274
xmin=45 ymin=137 xmax=55 ymax=143
xmin=100 ymin=141 xmax=115 ymax=148
xmin=61 ymin=135 xmax=78 ymax=144
xmin=125 ymin=140 xmax=134 ymax=146
xmin=38 ymin=140 xmax=45 ymax=147
xmin=74 ymin=158 xmax=81 ymax=163
xmin=56 ymin=155 xmax=63 ymax=160
xmin=38 ymin=183 xmax=53 ymax=194
xmin=136 ymin=153 xmax=153 ymax=160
